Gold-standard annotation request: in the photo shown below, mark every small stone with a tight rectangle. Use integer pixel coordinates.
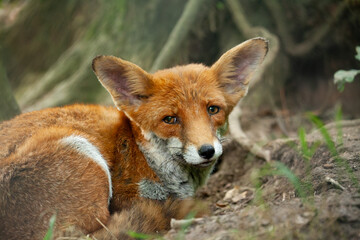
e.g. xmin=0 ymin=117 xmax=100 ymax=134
xmin=223 ymin=186 xmax=239 ymax=201
xmin=232 ymin=191 xmax=248 ymax=203
xmin=323 ymin=163 xmax=334 ymax=169
xmin=295 ymin=215 xmax=310 ymax=225
xmin=261 ymin=219 xmax=270 ymax=226
xmin=302 ymin=211 xmax=315 ymax=218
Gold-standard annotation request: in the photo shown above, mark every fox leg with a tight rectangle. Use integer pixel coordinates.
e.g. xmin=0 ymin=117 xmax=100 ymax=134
xmin=92 ymin=198 xmax=209 ymax=240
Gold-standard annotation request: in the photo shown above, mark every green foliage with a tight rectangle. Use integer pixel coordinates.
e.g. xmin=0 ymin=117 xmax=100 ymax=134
xmin=334 ymin=46 xmax=360 ymax=92
xmin=43 ymin=214 xmax=56 ymax=240
xmin=127 ymin=231 xmax=158 ymax=239
xmin=355 ymin=46 xmax=360 ymax=61
xmin=334 ymin=70 xmax=360 ymax=92
xmin=216 ymin=1 xmax=225 ymax=10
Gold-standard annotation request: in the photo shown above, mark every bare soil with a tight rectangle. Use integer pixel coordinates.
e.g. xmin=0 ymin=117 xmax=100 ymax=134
xmin=165 ymin=119 xmax=360 ymax=240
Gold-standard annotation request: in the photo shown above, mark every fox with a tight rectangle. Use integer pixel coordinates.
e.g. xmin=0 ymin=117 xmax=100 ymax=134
xmin=0 ymin=38 xmax=268 ymax=239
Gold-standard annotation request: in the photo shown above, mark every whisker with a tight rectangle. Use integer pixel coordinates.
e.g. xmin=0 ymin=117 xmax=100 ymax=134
xmin=219 ymin=138 xmax=231 ymax=143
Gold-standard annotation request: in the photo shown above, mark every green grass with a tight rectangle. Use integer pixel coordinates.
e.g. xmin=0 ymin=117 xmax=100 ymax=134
xmin=308 ymin=111 xmax=359 ymax=191
xmin=335 ymin=105 xmax=343 ymax=147
xmin=298 ymin=127 xmax=319 ymax=162
xmin=250 ymin=125 xmax=317 ymax=205
xmin=127 ymin=231 xmax=159 ymax=239
xmin=252 ymin=106 xmax=360 ymax=207
xmin=43 ymin=214 xmax=56 ymax=240
xmin=252 ymin=160 xmax=312 ymax=205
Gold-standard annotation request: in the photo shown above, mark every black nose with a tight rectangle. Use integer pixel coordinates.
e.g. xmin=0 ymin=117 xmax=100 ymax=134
xmin=198 ymin=144 xmax=215 ymax=159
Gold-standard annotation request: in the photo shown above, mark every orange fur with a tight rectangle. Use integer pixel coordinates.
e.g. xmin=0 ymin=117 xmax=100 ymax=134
xmin=0 ymin=38 xmax=268 ymax=239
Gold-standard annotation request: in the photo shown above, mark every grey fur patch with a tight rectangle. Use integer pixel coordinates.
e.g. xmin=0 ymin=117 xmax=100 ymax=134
xmin=138 ymin=132 xmax=217 ymax=200
xmin=138 ymin=179 xmax=169 ymax=200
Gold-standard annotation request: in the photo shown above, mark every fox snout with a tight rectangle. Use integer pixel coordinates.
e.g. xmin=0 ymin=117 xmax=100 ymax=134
xmin=198 ymin=144 xmax=215 ymax=160
xmin=183 ymin=139 xmax=223 ymax=167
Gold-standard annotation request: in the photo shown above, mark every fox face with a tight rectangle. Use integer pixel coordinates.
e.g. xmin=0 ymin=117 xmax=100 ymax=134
xmin=131 ymin=64 xmax=228 ymax=165
xmin=93 ymin=38 xmax=268 ymax=199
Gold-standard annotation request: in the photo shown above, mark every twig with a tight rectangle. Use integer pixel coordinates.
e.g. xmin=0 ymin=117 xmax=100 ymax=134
xmin=325 ymin=176 xmax=346 ymax=191
xmin=56 ymin=237 xmax=87 ymax=240
xmin=170 ymin=218 xmax=204 ymax=230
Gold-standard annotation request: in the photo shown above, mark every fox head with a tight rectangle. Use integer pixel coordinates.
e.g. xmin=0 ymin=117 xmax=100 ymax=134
xmin=92 ymin=38 xmax=268 ymax=195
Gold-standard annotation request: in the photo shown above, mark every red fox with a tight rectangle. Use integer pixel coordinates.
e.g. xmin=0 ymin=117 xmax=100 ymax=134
xmin=0 ymin=38 xmax=268 ymax=239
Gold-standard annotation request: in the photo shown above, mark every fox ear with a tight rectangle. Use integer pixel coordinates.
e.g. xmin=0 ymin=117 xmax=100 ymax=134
xmin=92 ymin=56 xmax=152 ymax=108
xmin=211 ymin=38 xmax=268 ymax=105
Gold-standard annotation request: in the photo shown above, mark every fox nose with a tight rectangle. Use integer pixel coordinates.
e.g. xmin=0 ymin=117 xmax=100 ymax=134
xmin=198 ymin=144 xmax=215 ymax=159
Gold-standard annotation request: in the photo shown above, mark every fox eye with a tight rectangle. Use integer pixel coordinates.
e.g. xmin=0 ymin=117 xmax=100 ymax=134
xmin=208 ymin=106 xmax=220 ymax=115
xmin=163 ymin=116 xmax=178 ymax=124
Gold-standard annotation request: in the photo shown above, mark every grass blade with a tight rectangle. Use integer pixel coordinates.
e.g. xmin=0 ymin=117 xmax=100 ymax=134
xmin=43 ymin=214 xmax=56 ymax=240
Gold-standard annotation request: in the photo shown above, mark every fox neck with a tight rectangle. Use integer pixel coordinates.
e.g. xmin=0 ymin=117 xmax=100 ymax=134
xmin=129 ymin=121 xmax=215 ymax=200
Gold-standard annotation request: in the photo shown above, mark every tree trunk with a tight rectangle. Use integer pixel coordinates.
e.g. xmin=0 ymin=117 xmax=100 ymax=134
xmin=2 ymin=0 xmax=190 ymax=111
xmin=0 ymin=56 xmax=20 ymax=121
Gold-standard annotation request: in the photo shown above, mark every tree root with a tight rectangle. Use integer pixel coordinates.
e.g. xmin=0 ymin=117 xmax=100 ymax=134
xmin=264 ymin=0 xmax=347 ymax=57
xmin=226 ymin=0 xmax=279 ymax=161
xmin=228 ymin=107 xmax=271 ymax=162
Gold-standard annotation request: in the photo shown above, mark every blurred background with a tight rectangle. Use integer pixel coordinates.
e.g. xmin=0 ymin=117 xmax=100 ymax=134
xmin=0 ymin=0 xmax=359 ymax=139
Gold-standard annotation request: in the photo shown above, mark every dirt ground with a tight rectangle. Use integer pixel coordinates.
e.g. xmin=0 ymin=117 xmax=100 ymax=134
xmin=164 ymin=119 xmax=360 ymax=240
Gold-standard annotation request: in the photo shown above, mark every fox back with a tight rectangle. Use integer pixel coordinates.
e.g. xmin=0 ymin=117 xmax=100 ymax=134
xmin=0 ymin=38 xmax=268 ymax=239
